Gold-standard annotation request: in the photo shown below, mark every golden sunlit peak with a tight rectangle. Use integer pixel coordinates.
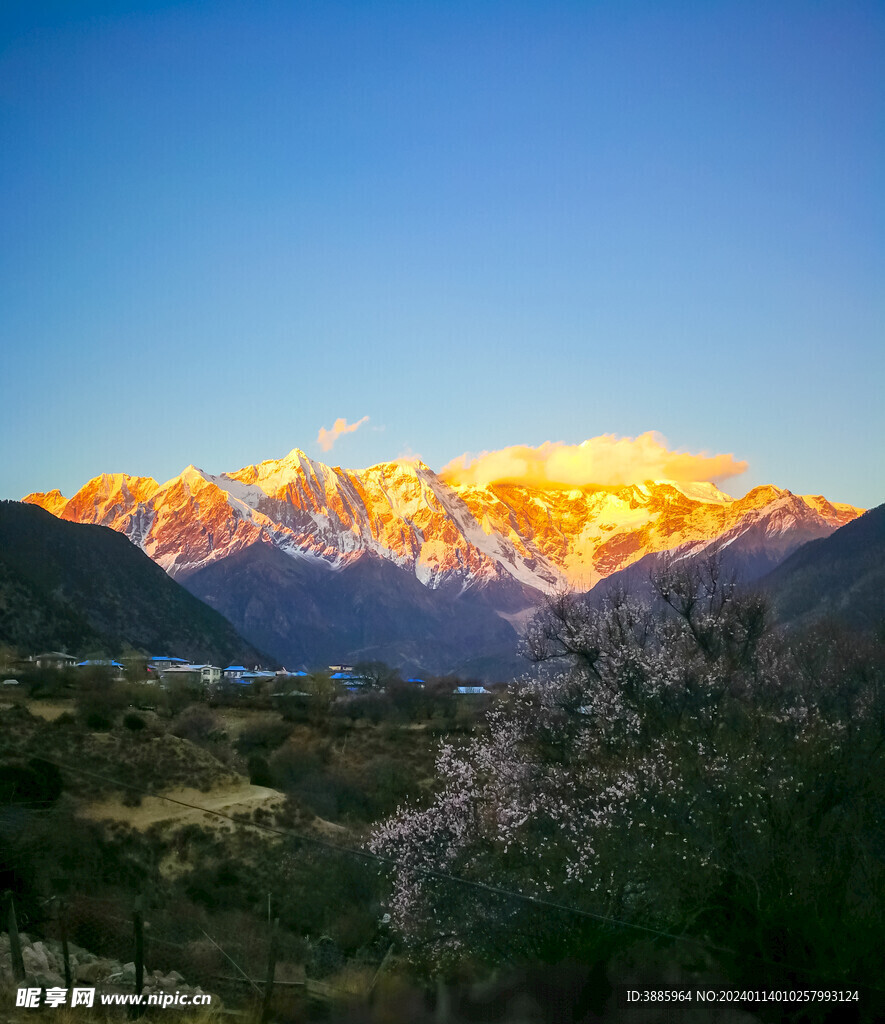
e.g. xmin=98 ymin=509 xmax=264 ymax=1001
xmin=78 ymin=472 xmax=160 ymax=501
xmin=439 ymin=432 xmax=749 ymax=491
xmin=157 ymin=465 xmax=210 ymax=492
xmin=22 ymin=489 xmax=68 ymax=516
xmin=281 ymin=447 xmax=311 ymax=464
xmin=378 ymin=455 xmax=430 ymax=473
xmin=650 ymin=480 xmax=733 ymax=504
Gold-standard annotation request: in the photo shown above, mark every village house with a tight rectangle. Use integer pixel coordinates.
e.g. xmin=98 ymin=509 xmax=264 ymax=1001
xmin=148 ymin=655 xmax=190 ymax=672
xmin=33 ymin=652 xmax=78 ymax=670
xmin=161 ymin=663 xmax=222 ymax=686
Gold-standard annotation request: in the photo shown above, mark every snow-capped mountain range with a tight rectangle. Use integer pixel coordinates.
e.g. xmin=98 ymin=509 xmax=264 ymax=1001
xmin=23 ymin=450 xmax=862 ymax=675
xmin=25 ymin=448 xmax=860 ymax=593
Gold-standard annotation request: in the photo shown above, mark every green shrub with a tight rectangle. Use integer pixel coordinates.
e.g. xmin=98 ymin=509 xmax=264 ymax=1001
xmin=247 ymin=754 xmax=274 ymax=787
xmin=269 ymin=743 xmax=325 ymax=791
xmin=170 ymin=706 xmax=219 ymax=744
xmin=85 ymin=708 xmax=113 ymax=731
xmin=236 ymin=718 xmax=292 ymax=754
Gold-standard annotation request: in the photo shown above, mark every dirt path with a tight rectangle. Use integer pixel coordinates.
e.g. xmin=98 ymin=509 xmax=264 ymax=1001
xmin=83 ymin=781 xmax=285 ymax=830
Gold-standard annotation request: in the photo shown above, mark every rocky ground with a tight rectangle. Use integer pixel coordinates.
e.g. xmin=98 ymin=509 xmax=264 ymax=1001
xmin=0 ymin=931 xmax=215 ymax=1005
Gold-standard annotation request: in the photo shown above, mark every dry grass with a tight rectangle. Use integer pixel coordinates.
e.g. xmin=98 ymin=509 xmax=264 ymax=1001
xmin=22 ymin=699 xmax=75 ymax=721
xmin=83 ymin=784 xmax=285 ymax=831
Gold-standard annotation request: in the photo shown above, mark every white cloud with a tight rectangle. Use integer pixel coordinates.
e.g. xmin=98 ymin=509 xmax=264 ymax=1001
xmin=316 ymin=415 xmax=370 ymax=452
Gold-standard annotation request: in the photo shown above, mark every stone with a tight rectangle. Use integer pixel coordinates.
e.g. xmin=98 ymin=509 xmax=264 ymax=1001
xmin=76 ymin=961 xmax=109 ymax=984
xmin=32 ymin=971 xmax=65 ymax=989
xmin=35 ymin=943 xmax=61 ymax=973
xmin=22 ymin=945 xmax=50 ymax=973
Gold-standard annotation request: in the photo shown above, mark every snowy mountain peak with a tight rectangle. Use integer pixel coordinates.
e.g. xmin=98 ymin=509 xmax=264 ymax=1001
xmin=282 ymin=447 xmax=310 ymax=464
xmin=651 ymin=480 xmax=732 ymax=504
xmin=175 ymin=464 xmax=212 ymax=488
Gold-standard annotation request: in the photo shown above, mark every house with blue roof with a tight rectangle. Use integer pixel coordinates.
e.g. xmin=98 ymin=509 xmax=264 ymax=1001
xmin=75 ymin=659 xmax=125 ymax=680
xmin=149 ymin=656 xmax=190 ymax=671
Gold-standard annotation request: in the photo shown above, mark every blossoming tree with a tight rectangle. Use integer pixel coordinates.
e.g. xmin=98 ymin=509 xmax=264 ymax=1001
xmin=370 ymin=558 xmax=885 ymax=990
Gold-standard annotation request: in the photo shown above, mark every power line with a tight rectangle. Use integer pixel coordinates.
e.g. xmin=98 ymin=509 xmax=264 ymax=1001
xmin=1 ymin=741 xmax=876 ymax=988
xmin=4 ymin=742 xmax=675 ymax=932
xmin=2 ymin=740 xmax=707 ymax=938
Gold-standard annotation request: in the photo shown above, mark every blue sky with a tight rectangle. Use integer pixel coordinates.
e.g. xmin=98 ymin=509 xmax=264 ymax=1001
xmin=1 ymin=0 xmax=882 ymax=507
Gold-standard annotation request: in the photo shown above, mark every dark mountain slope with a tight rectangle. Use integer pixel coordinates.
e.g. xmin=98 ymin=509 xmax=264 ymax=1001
xmin=182 ymin=541 xmax=530 ymax=679
xmin=0 ymin=554 xmax=105 ymax=654
xmin=760 ymin=502 xmax=885 ymax=631
xmin=0 ymin=501 xmax=264 ymax=663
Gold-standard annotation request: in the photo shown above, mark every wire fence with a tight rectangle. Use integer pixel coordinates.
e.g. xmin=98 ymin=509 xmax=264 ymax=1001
xmin=4 ymin=884 xmax=390 ymax=1020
